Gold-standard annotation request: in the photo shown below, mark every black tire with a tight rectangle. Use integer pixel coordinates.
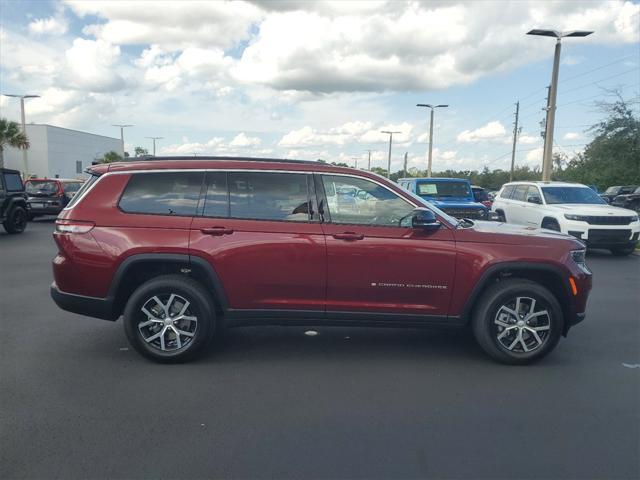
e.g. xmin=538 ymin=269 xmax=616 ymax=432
xmin=610 ymin=246 xmax=635 ymax=256
xmin=541 ymin=218 xmax=561 ymax=231
xmin=3 ymin=206 xmax=27 ymax=234
xmin=472 ymin=279 xmax=564 ymax=365
xmin=496 ymin=210 xmax=506 ymax=222
xmin=123 ymin=275 xmax=217 ymax=363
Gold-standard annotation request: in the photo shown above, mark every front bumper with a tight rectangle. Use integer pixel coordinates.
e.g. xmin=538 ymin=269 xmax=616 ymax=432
xmin=50 ymin=283 xmax=116 ymax=321
xmin=564 ymin=220 xmax=640 ymax=247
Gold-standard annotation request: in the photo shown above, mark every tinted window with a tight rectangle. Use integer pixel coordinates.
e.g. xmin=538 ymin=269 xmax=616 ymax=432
xmin=62 ymin=182 xmax=83 ymax=194
xmin=4 ymin=173 xmax=23 ymax=191
xmin=525 ymin=186 xmax=541 ymax=202
xmin=228 ymin=172 xmax=310 ymax=222
xmin=511 ymin=185 xmax=529 ymax=202
xmin=202 ymin=171 xmax=228 ymax=218
xmin=26 ymin=180 xmax=58 ymax=194
xmin=119 ymin=172 xmax=203 ymax=216
xmin=322 ymin=175 xmax=414 ymax=227
xmin=472 ymin=187 xmax=489 ymax=202
xmin=542 ymin=187 xmax=606 ymax=205
xmin=500 ymin=185 xmax=515 ymax=198
xmin=416 ymin=180 xmax=471 ymax=198
xmin=604 ymin=186 xmax=620 ymax=194
xmin=66 ymin=175 xmax=99 ymax=209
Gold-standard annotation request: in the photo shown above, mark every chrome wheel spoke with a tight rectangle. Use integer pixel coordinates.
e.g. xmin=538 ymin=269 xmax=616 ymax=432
xmin=171 ymin=326 xmax=182 ymax=349
xmin=495 ymin=296 xmax=551 ymax=353
xmin=139 ymin=319 xmax=163 ymax=329
xmin=525 ymin=310 xmax=549 ymax=321
xmin=526 ymin=328 xmax=543 ymax=347
xmin=138 ymin=293 xmax=198 ymax=352
xmin=495 ymin=318 xmax=511 ymax=328
xmin=145 ymin=328 xmax=165 ymax=344
xmin=531 ymin=324 xmax=550 ymax=331
xmin=175 ymin=328 xmax=195 ymax=338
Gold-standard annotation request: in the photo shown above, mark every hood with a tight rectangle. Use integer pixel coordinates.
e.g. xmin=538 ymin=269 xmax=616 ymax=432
xmin=426 ymin=198 xmax=484 ymax=208
xmin=454 ymin=220 xmax=581 ymax=246
xmin=546 ymin=203 xmax=637 ymax=216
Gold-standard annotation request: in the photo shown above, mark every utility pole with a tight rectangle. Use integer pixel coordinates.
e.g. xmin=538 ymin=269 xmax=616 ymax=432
xmin=145 ymin=136 xmax=163 ymax=156
xmin=509 ymin=102 xmax=520 ymax=182
xmin=112 ymin=124 xmax=133 ymax=157
xmin=381 ymin=131 xmax=400 ymax=179
xmin=364 ymin=150 xmax=373 ymax=170
xmin=403 ymin=152 xmax=408 ymax=178
xmin=527 ymin=29 xmax=593 ymax=181
xmin=3 ymin=94 xmax=40 ymax=176
xmin=416 ymin=103 xmax=448 ymax=177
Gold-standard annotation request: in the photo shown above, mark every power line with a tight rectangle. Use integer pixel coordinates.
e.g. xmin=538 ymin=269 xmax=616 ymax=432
xmin=559 ymin=54 xmax=637 ymax=84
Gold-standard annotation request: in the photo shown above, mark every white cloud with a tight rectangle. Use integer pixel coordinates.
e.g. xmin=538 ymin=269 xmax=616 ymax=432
xmin=526 ymin=147 xmax=544 ymax=163
xmin=64 ymin=38 xmax=126 ymax=92
xmin=518 ymin=134 xmax=540 ymax=145
xmin=28 ymin=16 xmax=68 ymax=35
xmin=457 ymin=121 xmax=507 ymax=142
xmin=563 ymin=132 xmax=582 ymax=141
xmin=230 ymin=132 xmax=261 ymax=147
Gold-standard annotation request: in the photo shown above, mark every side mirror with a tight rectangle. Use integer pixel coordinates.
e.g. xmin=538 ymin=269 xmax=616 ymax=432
xmin=527 ymin=196 xmax=542 ymax=204
xmin=411 ymin=209 xmax=440 ymax=230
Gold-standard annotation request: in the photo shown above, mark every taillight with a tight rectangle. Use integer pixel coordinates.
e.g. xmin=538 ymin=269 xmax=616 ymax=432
xmin=55 ymin=220 xmax=94 ymax=234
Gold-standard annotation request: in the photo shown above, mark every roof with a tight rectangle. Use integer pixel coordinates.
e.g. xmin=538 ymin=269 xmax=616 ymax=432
xmin=397 ymin=177 xmax=471 ymax=182
xmin=90 ymin=155 xmax=375 ymax=178
xmin=504 ymin=181 xmax=586 ymax=187
xmin=25 ymin=178 xmax=83 ymax=182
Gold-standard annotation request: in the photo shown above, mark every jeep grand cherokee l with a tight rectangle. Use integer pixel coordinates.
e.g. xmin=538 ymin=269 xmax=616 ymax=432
xmin=51 ymin=157 xmax=592 ymax=364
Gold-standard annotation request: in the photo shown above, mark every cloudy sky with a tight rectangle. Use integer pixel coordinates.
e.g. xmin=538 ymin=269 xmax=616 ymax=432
xmin=0 ymin=0 xmax=638 ymax=173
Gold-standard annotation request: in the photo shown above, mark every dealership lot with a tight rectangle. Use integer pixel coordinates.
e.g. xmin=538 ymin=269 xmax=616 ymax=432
xmin=1 ymin=220 xmax=639 ymax=479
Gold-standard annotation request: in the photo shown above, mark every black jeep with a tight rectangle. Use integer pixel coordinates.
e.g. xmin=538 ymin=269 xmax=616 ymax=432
xmin=1 ymin=168 xmax=29 ymax=234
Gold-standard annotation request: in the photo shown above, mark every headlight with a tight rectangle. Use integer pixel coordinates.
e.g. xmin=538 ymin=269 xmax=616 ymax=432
xmin=564 ymin=214 xmax=585 ymax=221
xmin=571 ymin=249 xmax=586 ymax=265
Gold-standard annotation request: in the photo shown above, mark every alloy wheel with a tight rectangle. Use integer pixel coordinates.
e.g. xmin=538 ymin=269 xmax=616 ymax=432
xmin=138 ymin=294 xmax=198 ymax=352
xmin=494 ymin=296 xmax=551 ymax=353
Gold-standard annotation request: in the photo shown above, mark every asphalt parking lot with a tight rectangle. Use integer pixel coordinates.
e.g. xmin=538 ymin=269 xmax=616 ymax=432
xmin=1 ymin=220 xmax=639 ymax=479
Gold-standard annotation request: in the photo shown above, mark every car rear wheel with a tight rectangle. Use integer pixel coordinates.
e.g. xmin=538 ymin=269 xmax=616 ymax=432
xmin=123 ymin=275 xmax=216 ymax=362
xmin=472 ymin=279 xmax=563 ymax=365
xmin=3 ymin=206 xmax=27 ymax=234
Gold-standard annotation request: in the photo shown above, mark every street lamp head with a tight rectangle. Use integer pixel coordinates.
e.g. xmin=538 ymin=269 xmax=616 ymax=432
xmin=2 ymin=93 xmax=40 ymax=99
xmin=381 ymin=131 xmax=401 ymax=134
xmin=435 ymin=104 xmax=449 ymax=108
xmin=113 ymin=124 xmax=134 ymax=128
xmin=416 ymin=103 xmax=433 ymax=108
xmin=563 ymin=31 xmax=594 ymax=37
xmin=527 ymin=29 xmax=593 ymax=39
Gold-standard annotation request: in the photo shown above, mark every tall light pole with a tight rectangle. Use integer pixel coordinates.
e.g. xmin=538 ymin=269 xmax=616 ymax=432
xmin=145 ymin=136 xmax=163 ymax=156
xmin=112 ymin=124 xmax=133 ymax=157
xmin=364 ymin=150 xmax=373 ymax=170
xmin=527 ymin=29 xmax=593 ymax=181
xmin=417 ymin=103 xmax=448 ymax=178
xmin=3 ymin=94 xmax=40 ymax=176
xmin=381 ymin=131 xmax=400 ymax=178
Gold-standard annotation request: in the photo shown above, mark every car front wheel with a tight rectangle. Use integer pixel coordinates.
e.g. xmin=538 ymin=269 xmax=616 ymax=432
xmin=123 ymin=275 xmax=217 ymax=362
xmin=3 ymin=206 xmax=27 ymax=234
xmin=472 ymin=279 xmax=564 ymax=364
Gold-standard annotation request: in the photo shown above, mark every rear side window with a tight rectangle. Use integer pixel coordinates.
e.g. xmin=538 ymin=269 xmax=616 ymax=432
xmin=4 ymin=173 xmax=23 ymax=191
xmin=202 ymin=171 xmax=229 ymax=218
xmin=119 ymin=172 xmax=204 ymax=216
xmin=228 ymin=172 xmax=311 ymax=222
xmin=500 ymin=185 xmax=515 ymax=198
xmin=511 ymin=185 xmax=529 ymax=202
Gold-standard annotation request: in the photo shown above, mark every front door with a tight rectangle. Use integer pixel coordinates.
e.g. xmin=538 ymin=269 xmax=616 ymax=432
xmin=318 ymin=174 xmax=456 ymax=318
xmin=190 ymin=170 xmax=326 ymax=314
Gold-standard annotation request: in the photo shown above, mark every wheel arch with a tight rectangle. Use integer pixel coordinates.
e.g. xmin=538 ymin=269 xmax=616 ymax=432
xmin=108 ymin=253 xmax=228 ymax=319
xmin=461 ymin=262 xmax=573 ymax=335
xmin=541 ymin=216 xmax=560 ymax=228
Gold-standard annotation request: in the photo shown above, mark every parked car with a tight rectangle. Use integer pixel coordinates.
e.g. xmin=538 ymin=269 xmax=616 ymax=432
xmin=25 ymin=178 xmax=84 ymax=219
xmin=492 ymin=181 xmax=640 ymax=256
xmin=611 ymin=186 xmax=640 ymax=212
xmin=0 ymin=168 xmax=29 ymax=234
xmin=50 ymin=157 xmax=592 ymax=364
xmin=471 ymin=185 xmax=492 ymax=208
xmin=398 ymin=177 xmax=488 ymax=219
xmin=600 ymin=185 xmax=637 ymax=203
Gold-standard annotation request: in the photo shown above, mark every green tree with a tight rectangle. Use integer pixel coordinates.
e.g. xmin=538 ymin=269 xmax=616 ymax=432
xmin=555 ymin=96 xmax=639 ymax=189
xmin=99 ymin=151 xmax=123 ymax=164
xmin=0 ymin=118 xmax=29 ymax=169
xmin=134 ymin=146 xmax=149 ymax=156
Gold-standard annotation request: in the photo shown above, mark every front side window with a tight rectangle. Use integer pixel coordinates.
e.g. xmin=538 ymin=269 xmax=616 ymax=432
xmin=542 ymin=186 xmax=606 ymax=205
xmin=228 ymin=172 xmax=311 ymax=222
xmin=322 ymin=175 xmax=414 ymax=227
xmin=525 ymin=186 xmax=541 ymax=202
xmin=119 ymin=172 xmax=204 ymax=216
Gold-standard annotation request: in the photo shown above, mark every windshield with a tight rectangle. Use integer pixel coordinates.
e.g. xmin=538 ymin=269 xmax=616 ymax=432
xmin=25 ymin=180 xmax=58 ymax=194
xmin=62 ymin=182 xmax=83 ymax=194
xmin=604 ymin=186 xmax=620 ymax=194
xmin=417 ymin=181 xmax=471 ymax=198
xmin=542 ymin=186 xmax=606 ymax=205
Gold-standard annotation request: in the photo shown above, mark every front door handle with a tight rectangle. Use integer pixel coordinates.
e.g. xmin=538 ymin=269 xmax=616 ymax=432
xmin=333 ymin=232 xmax=364 ymax=241
xmin=200 ymin=226 xmax=234 ymax=236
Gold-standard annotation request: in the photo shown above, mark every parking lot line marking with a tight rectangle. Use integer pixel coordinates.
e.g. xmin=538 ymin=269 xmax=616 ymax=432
xmin=622 ymin=363 xmax=640 ymax=368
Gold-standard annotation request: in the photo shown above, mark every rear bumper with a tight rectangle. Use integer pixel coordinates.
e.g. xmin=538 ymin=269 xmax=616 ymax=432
xmin=50 ymin=283 xmax=116 ymax=321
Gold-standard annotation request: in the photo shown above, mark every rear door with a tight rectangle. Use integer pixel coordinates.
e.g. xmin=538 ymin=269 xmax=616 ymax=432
xmin=507 ymin=185 xmax=529 ymax=225
xmin=189 ymin=170 xmax=326 ymax=313
xmin=318 ymin=174 xmax=456 ymax=317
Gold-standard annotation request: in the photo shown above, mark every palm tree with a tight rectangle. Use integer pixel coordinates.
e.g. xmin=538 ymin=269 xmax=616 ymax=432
xmin=0 ymin=118 xmax=30 ymax=169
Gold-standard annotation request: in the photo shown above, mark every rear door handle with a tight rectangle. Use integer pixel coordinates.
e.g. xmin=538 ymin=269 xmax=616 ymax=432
xmin=332 ymin=232 xmax=364 ymax=241
xmin=200 ymin=226 xmax=234 ymax=236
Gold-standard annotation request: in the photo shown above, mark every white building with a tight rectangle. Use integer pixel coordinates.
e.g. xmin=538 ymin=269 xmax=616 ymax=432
xmin=3 ymin=124 xmax=121 ymax=179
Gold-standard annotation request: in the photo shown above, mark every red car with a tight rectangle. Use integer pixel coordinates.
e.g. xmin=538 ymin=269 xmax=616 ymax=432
xmin=50 ymin=157 xmax=592 ymax=364
xmin=25 ymin=178 xmax=84 ymax=219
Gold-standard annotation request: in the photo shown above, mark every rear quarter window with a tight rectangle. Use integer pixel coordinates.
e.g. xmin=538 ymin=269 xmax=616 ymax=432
xmin=119 ymin=172 xmax=204 ymax=216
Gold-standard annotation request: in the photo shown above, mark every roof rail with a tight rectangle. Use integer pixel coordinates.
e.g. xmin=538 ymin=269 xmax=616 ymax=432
xmin=129 ymin=155 xmax=325 ymax=165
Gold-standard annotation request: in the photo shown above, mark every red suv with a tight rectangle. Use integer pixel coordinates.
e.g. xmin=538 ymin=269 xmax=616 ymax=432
xmin=51 ymin=157 xmax=592 ymax=364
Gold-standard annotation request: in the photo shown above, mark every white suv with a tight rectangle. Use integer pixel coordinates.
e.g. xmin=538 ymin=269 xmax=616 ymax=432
xmin=492 ymin=181 xmax=640 ymax=256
